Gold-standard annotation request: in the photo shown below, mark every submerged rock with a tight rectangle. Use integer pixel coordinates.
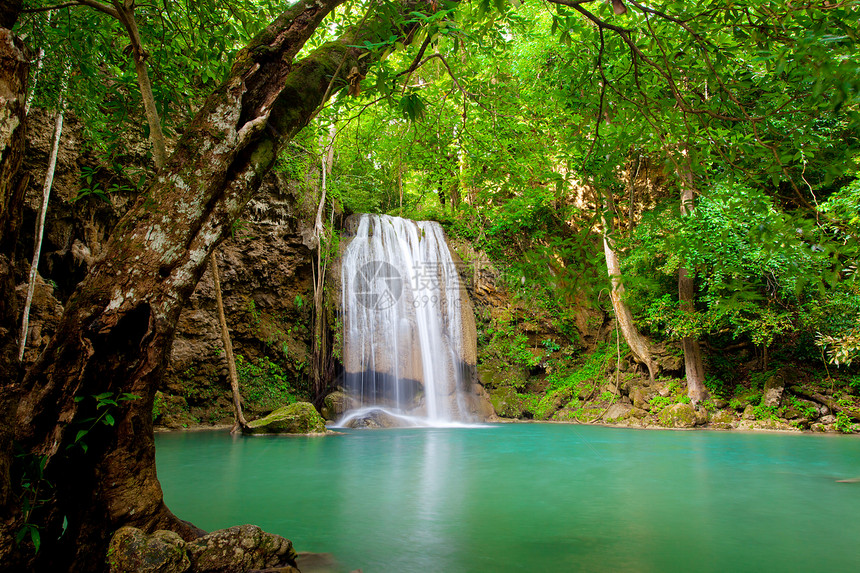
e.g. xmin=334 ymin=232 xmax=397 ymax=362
xmin=244 ymin=402 xmax=327 ymax=435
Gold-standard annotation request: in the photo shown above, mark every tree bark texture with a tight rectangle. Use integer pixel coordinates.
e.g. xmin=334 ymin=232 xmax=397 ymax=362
xmin=0 ymin=21 xmax=28 ymax=511
xmin=3 ymin=1 xmax=437 ymax=570
xmin=603 ymin=233 xmax=657 ymax=382
xmin=19 ymin=82 xmax=66 ymax=361
xmin=678 ymin=168 xmax=709 ymax=404
xmin=599 ymin=188 xmax=657 ymax=381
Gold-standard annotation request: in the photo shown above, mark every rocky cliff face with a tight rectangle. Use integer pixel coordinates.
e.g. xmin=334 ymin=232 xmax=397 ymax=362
xmin=16 ymin=110 xmax=320 ymax=427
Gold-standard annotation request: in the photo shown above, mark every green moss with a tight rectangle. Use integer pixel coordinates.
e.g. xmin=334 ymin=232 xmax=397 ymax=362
xmin=245 ymin=402 xmax=326 ymax=434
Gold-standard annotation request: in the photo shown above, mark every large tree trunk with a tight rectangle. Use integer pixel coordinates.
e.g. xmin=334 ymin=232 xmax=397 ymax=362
xmin=0 ymin=17 xmax=29 ymax=563
xmin=678 ymin=168 xmax=709 ymax=404
xmin=2 ymin=1 xmax=435 ymax=570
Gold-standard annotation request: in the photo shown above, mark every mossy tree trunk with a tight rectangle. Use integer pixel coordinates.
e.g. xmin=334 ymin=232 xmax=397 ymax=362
xmin=2 ymin=1 xmax=436 ymax=570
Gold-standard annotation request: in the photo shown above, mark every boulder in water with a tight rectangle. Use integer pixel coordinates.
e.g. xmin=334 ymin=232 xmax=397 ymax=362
xmin=244 ymin=402 xmax=326 ymax=435
xmin=320 ymin=391 xmax=358 ymax=421
xmin=341 ymin=408 xmax=410 ymax=428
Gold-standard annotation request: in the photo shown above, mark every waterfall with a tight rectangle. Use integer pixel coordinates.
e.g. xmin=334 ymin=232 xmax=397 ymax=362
xmin=339 ymin=214 xmax=476 ymax=426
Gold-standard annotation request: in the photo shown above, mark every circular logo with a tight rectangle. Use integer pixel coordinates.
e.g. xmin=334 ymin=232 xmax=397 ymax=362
xmin=353 ymin=260 xmax=403 ymax=310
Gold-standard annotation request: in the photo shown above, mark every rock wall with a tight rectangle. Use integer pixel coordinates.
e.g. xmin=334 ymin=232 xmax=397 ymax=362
xmin=15 ymin=110 xmax=321 ymax=427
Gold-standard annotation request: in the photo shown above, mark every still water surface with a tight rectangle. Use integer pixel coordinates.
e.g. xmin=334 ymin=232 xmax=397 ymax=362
xmin=155 ymin=424 xmax=860 ymax=572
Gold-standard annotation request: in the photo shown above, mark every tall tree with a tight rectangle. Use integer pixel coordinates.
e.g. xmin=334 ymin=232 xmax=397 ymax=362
xmin=1 ymin=0 xmax=437 ymax=569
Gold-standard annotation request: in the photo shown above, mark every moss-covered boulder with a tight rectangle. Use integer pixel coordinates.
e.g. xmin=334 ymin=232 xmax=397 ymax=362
xmin=320 ymin=391 xmax=357 ymax=421
xmin=489 ymin=386 xmax=523 ymax=418
xmin=108 ymin=527 xmax=190 ymax=573
xmin=186 ymin=524 xmax=298 ymax=573
xmin=244 ymin=402 xmax=326 ymax=435
xmin=478 ymin=359 xmax=529 ymax=389
xmin=658 ymin=403 xmax=697 ymax=428
xmin=711 ymin=409 xmax=737 ymax=429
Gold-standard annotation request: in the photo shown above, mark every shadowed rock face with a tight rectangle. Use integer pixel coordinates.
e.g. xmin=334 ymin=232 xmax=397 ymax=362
xmin=335 ymin=214 xmax=490 ymax=422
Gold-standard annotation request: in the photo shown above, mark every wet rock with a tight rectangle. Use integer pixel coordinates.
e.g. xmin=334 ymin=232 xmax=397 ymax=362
xmin=320 ymin=391 xmax=357 ymax=421
xmin=341 ymin=408 xmax=407 ymax=428
xmin=659 ymin=403 xmax=697 ymax=428
xmin=244 ymin=402 xmax=326 ymax=435
xmin=460 ymin=383 xmax=498 ymax=421
xmin=187 ymin=525 xmax=298 ymax=573
xmin=295 ymin=552 xmax=343 ymax=573
xmin=108 ymin=527 xmax=190 ymax=573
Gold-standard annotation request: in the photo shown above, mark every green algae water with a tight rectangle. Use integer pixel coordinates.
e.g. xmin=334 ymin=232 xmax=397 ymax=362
xmin=155 ymin=425 xmax=860 ymax=572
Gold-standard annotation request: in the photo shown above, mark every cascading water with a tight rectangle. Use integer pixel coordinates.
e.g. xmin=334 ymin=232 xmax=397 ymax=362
xmin=338 ymin=214 xmax=477 ymax=427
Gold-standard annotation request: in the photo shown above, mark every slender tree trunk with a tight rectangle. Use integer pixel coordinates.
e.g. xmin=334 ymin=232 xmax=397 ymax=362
xmin=311 ymin=124 xmax=335 ymax=400
xmin=0 ymin=17 xmax=29 ymax=556
xmin=600 ymin=188 xmax=657 ymax=381
xmin=603 ymin=232 xmax=657 ymax=382
xmin=24 ymin=12 xmax=50 ymax=114
xmin=111 ymin=1 xmax=168 ymax=168
xmin=677 ymin=165 xmax=709 ymax=404
xmin=210 ymin=251 xmax=247 ymax=432
xmin=3 ymin=2 xmax=435 ymax=569
xmin=19 ymin=73 xmax=67 ymax=361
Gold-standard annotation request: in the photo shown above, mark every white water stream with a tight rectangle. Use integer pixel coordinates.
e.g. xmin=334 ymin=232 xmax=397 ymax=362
xmin=338 ymin=214 xmax=474 ymax=426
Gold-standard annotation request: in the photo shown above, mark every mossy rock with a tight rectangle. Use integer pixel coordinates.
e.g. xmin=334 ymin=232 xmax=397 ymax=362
xmin=320 ymin=391 xmax=357 ymax=421
xmin=710 ymin=409 xmax=737 ymax=429
xmin=658 ymin=403 xmax=697 ymax=428
xmin=244 ymin=402 xmax=326 ymax=435
xmin=478 ymin=360 xmax=528 ymax=389
xmin=108 ymin=527 xmax=189 ymax=573
xmin=153 ymin=392 xmax=199 ymax=430
xmin=489 ymin=386 xmax=523 ymax=418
